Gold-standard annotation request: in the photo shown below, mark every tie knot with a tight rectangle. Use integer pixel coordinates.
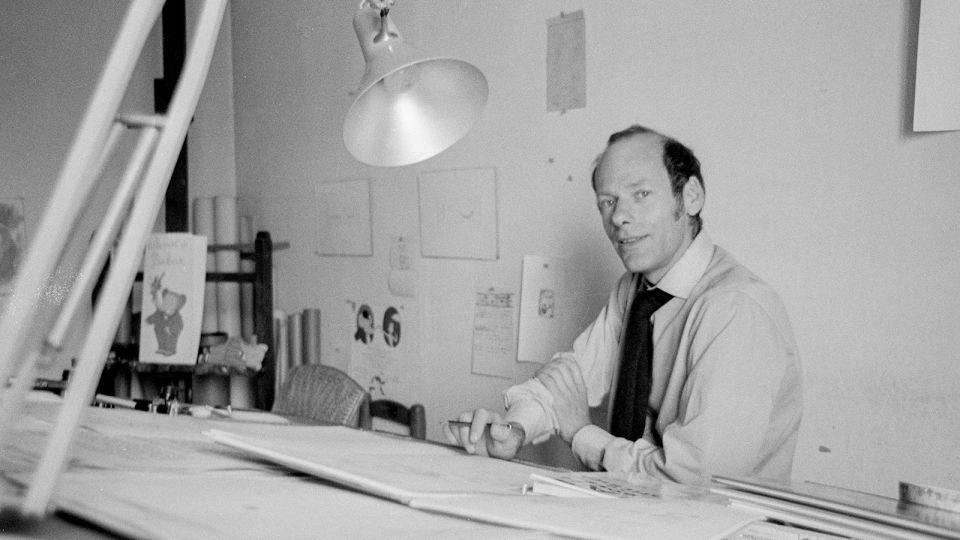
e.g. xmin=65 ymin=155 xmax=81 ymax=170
xmin=633 ymin=287 xmax=673 ymax=318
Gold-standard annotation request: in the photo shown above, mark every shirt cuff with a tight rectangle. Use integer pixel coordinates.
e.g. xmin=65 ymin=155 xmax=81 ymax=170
xmin=571 ymin=424 xmax=614 ymax=470
xmin=503 ymin=398 xmax=551 ymax=445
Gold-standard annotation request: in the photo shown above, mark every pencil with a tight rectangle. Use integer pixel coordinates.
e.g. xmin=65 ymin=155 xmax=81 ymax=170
xmin=446 ymin=420 xmax=514 ymax=430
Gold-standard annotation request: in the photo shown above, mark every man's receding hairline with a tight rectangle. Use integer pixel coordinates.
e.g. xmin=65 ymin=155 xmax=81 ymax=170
xmin=592 ymin=130 xmax=669 ymax=189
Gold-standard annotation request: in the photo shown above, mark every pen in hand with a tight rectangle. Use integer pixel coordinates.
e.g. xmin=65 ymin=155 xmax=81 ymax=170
xmin=446 ymin=420 xmax=515 ymax=430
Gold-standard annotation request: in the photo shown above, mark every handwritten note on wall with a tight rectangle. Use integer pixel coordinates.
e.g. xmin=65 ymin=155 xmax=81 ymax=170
xmin=471 ymin=287 xmax=515 ymax=378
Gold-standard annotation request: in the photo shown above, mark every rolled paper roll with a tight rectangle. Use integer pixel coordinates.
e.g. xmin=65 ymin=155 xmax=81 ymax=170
xmin=192 ymin=374 xmax=229 ymax=406
xmin=214 ymin=195 xmax=241 ymax=338
xmin=274 ymin=309 xmax=288 ymax=395
xmin=229 ymin=373 xmax=254 ymax=408
xmin=301 ymin=308 xmax=321 ymax=365
xmin=192 ymin=197 xmax=219 ymax=333
xmin=239 ymin=215 xmax=255 ymax=342
xmin=286 ymin=312 xmax=303 ymax=368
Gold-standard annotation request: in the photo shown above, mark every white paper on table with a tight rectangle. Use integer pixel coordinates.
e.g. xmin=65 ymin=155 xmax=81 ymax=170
xmin=411 ymin=494 xmax=762 ymax=540
xmin=204 ymin=428 xmax=542 ymax=504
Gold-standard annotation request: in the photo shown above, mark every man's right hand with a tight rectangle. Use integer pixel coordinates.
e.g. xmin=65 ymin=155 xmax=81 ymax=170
xmin=444 ymin=408 xmax=524 ymax=460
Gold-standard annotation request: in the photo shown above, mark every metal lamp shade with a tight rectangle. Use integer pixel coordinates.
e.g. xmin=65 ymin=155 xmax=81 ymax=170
xmin=343 ymin=5 xmax=488 ymax=167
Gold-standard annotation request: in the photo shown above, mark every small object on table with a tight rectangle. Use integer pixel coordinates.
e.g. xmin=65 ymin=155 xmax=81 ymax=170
xmin=900 ymin=481 xmax=960 ymax=513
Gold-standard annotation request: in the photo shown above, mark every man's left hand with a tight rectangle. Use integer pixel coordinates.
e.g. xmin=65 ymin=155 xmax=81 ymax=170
xmin=535 ymin=357 xmax=590 ymax=442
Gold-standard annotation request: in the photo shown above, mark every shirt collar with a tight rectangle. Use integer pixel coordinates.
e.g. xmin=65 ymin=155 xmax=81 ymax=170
xmin=648 ymin=230 xmax=714 ymax=300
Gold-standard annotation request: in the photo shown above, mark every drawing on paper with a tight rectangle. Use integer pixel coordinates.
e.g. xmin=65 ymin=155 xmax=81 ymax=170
xmin=354 ymin=304 xmax=375 ymax=344
xmin=145 ymin=274 xmax=187 ymax=356
xmin=349 ymin=302 xmax=406 ymax=396
xmin=317 ymin=179 xmax=373 ymax=256
xmin=538 ymin=289 xmax=555 ymax=318
xmin=382 ymin=306 xmax=401 ymax=347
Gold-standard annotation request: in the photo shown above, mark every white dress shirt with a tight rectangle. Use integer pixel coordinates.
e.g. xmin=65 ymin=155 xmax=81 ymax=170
xmin=504 ymin=232 xmax=803 ymax=484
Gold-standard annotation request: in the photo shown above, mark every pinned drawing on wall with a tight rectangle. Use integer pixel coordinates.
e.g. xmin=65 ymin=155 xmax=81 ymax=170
xmin=471 ymin=286 xmax=516 ymax=379
xmin=913 ymin=0 xmax=960 ymax=131
xmin=517 ymin=255 xmax=579 ymax=363
xmin=0 ymin=198 xmax=25 ymax=302
xmin=348 ymin=301 xmax=406 ymax=397
xmin=418 ymin=168 xmax=498 ymax=260
xmin=388 ymin=235 xmax=418 ymax=298
xmin=546 ymin=9 xmax=585 ymax=113
xmin=317 ymin=179 xmax=372 ymax=256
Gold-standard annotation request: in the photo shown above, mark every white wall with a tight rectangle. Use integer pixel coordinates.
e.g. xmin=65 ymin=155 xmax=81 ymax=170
xmin=232 ymin=0 xmax=960 ymax=497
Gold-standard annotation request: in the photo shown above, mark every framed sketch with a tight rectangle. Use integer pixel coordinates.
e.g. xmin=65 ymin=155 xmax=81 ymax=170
xmin=418 ymin=167 xmax=498 ymax=260
xmin=316 ymin=179 xmax=373 ymax=256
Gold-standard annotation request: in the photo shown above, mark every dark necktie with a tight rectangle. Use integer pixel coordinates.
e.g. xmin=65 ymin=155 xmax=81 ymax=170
xmin=610 ymin=281 xmax=673 ymax=441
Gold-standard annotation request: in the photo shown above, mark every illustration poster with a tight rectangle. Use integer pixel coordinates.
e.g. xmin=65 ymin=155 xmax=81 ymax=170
xmin=138 ymin=233 xmax=207 ymax=365
xmin=348 ymin=301 xmax=405 ymax=397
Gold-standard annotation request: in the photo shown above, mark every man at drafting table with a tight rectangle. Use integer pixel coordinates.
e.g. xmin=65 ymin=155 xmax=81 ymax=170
xmin=447 ymin=125 xmax=802 ymax=484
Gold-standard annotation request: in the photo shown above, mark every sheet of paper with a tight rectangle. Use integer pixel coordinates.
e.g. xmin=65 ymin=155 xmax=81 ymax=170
xmin=418 ymin=168 xmax=498 ymax=260
xmin=348 ymin=301 xmax=408 ymax=396
xmin=546 ymin=10 xmax=586 ymax=112
xmin=913 ymin=0 xmax=960 ymax=131
xmin=411 ymin=494 xmax=762 ymax=540
xmin=529 ymin=472 xmax=728 ymax=503
xmin=388 ymin=236 xmax=418 ymax=298
xmin=206 ymin=428 xmax=544 ymax=504
xmin=52 ymin=470 xmax=524 ymax=540
xmin=517 ymin=255 xmax=578 ymax=363
xmin=316 ymin=179 xmax=372 ymax=256
xmin=471 ymin=287 xmax=516 ymax=378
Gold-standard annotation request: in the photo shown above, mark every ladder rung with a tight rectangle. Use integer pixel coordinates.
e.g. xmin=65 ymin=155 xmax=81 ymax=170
xmin=117 ymin=113 xmax=165 ymax=128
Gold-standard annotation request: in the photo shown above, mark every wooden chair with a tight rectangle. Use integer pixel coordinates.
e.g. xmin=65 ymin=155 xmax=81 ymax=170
xmin=360 ymin=398 xmax=427 ymax=440
xmin=271 ymin=364 xmax=366 ymax=426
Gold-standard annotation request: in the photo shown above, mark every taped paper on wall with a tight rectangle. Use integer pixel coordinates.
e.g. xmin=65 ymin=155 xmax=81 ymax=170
xmin=471 ymin=287 xmax=515 ymax=378
xmin=349 ymin=302 xmax=405 ymax=396
xmin=517 ymin=255 xmax=578 ymax=363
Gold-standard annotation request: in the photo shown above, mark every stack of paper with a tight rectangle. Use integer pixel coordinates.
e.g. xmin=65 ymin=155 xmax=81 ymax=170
xmin=207 ymin=429 xmax=764 ymax=540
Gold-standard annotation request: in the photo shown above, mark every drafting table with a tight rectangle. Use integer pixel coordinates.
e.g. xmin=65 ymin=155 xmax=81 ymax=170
xmin=2 ymin=395 xmax=539 ymax=539
xmin=10 ymin=393 xmax=946 ymax=540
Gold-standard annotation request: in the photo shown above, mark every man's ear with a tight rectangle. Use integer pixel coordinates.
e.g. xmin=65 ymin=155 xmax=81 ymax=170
xmin=682 ymin=177 xmax=704 ymax=216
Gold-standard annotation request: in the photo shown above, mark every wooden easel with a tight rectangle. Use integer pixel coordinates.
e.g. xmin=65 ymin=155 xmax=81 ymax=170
xmin=0 ymin=0 xmax=226 ymax=516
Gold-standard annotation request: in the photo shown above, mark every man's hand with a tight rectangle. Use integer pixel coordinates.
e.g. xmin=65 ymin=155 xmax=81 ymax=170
xmin=535 ymin=357 xmax=590 ymax=442
xmin=444 ymin=408 xmax=524 ymax=460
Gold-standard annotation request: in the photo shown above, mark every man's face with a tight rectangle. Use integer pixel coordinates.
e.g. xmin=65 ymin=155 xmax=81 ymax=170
xmin=594 ymin=134 xmax=697 ymax=283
